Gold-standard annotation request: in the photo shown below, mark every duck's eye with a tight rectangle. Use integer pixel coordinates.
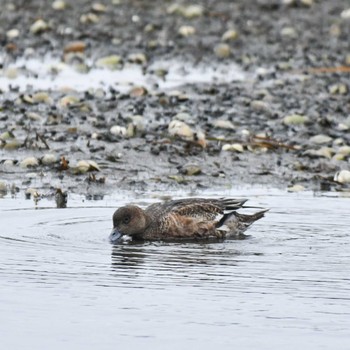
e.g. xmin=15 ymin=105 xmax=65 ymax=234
xmin=123 ymin=216 xmax=131 ymax=224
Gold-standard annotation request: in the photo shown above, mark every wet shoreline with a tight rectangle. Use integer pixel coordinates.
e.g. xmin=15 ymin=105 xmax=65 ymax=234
xmin=1 ymin=0 xmax=350 ymax=198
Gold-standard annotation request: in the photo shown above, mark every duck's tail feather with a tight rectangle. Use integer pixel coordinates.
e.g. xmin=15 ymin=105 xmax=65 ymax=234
xmin=217 ymin=209 xmax=268 ymax=236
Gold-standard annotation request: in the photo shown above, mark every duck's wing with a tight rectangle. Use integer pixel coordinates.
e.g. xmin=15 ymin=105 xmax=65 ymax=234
xmin=150 ymin=198 xmax=247 ymax=222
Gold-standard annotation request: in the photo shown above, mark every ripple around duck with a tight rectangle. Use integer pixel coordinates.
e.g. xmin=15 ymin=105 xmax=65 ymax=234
xmin=1 ymin=190 xmax=350 ymax=349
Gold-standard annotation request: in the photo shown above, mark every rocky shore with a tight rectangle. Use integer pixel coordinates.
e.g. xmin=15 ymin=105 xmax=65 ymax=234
xmin=0 ymin=0 xmax=350 ymax=200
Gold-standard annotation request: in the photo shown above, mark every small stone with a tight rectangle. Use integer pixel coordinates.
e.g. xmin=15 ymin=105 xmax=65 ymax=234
xmin=214 ymin=43 xmax=231 ymax=58
xmin=59 ymin=95 xmax=80 ymax=108
xmin=346 ymin=54 xmax=350 ymax=65
xmin=251 ymin=100 xmax=270 ymax=112
xmin=20 ymin=157 xmax=39 ymax=168
xmin=180 ymin=163 xmax=202 ymax=176
xmin=287 ymin=184 xmax=305 ymax=192
xmin=3 ymin=140 xmax=21 ymax=150
xmin=222 ymin=143 xmax=244 ymax=153
xmin=182 ymin=5 xmax=204 ymax=18
xmin=174 ymin=112 xmax=192 ymax=121
xmin=310 ymin=134 xmax=332 ymax=145
xmin=32 ymin=92 xmax=53 ymax=104
xmin=168 ymin=120 xmax=194 ymax=140
xmin=92 ymin=3 xmax=107 ymax=12
xmin=110 ymin=125 xmax=127 ymax=137
xmin=283 ymin=114 xmax=309 ymax=125
xmin=338 ymin=146 xmax=350 ymax=156
xmin=30 ymin=19 xmax=49 ymax=34
xmin=129 ymin=86 xmax=148 ymax=97
xmin=213 ymin=119 xmax=235 ymax=130
xmin=222 ymin=29 xmax=238 ymax=41
xmin=281 ymin=27 xmax=297 ymax=38
xmin=42 ymin=153 xmax=58 ymax=165
xmin=0 ymin=181 xmax=7 ymax=194
xmin=303 ymin=147 xmax=334 ymax=159
xmin=26 ymin=112 xmax=43 ymax=121
xmin=52 ymin=0 xmax=66 ymax=10
xmin=340 ymin=8 xmax=350 ymax=19
xmin=329 ymin=83 xmax=348 ymax=95
xmin=0 ymin=131 xmax=15 ymax=141
xmin=300 ymin=0 xmax=313 ymax=6
xmin=96 ymin=55 xmax=122 ymax=69
xmin=128 ymin=53 xmax=147 ymax=64
xmin=178 ymin=25 xmax=196 ymax=37
xmin=80 ymin=13 xmax=100 ymax=24
xmin=64 ymin=41 xmax=86 ymax=53
xmin=334 ymin=170 xmax=350 ymax=184
xmin=6 ymin=28 xmax=20 ymax=39
xmin=75 ymin=160 xmax=100 ymax=174
xmin=129 ymin=115 xmax=145 ymax=131
xmin=4 ymin=67 xmax=18 ymax=79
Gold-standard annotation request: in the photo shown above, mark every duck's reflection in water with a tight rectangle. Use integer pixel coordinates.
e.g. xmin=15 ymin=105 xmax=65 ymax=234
xmin=110 ymin=236 xmax=256 ymax=286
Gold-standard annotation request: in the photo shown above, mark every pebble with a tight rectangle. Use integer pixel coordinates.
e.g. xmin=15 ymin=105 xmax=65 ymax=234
xmin=75 ymin=160 xmax=100 ymax=174
xmin=340 ymin=8 xmax=350 ymax=19
xmin=59 ymin=95 xmax=80 ymax=108
xmin=281 ymin=27 xmax=297 ymax=38
xmin=182 ymin=5 xmax=204 ymax=18
xmin=168 ymin=120 xmax=194 ymax=139
xmin=42 ymin=153 xmax=58 ymax=165
xmin=334 ymin=170 xmax=350 ymax=184
xmin=52 ymin=0 xmax=66 ymax=10
xmin=30 ymin=19 xmax=49 ymax=34
xmin=0 ymin=181 xmax=7 ymax=194
xmin=287 ymin=184 xmax=305 ymax=192
xmin=213 ymin=119 xmax=235 ymax=130
xmin=4 ymin=67 xmax=18 ymax=79
xmin=250 ymin=100 xmax=270 ymax=112
xmin=180 ymin=163 xmax=202 ymax=176
xmin=0 ymin=131 xmax=15 ymax=141
xmin=174 ymin=112 xmax=192 ymax=122
xmin=283 ymin=114 xmax=309 ymax=125
xmin=64 ymin=41 xmax=86 ymax=53
xmin=329 ymin=83 xmax=348 ymax=95
xmin=32 ymin=92 xmax=53 ymax=104
xmin=80 ymin=13 xmax=100 ymax=24
xmin=96 ymin=55 xmax=122 ymax=69
xmin=303 ymin=147 xmax=334 ymax=159
xmin=128 ymin=53 xmax=147 ymax=64
xmin=92 ymin=3 xmax=107 ymax=12
xmin=222 ymin=143 xmax=244 ymax=153
xmin=310 ymin=134 xmax=332 ymax=145
xmin=110 ymin=125 xmax=127 ymax=137
xmin=222 ymin=29 xmax=238 ymax=41
xmin=6 ymin=28 xmax=19 ymax=39
xmin=4 ymin=140 xmax=21 ymax=150
xmin=129 ymin=86 xmax=148 ymax=97
xmin=214 ymin=43 xmax=231 ymax=58
xmin=338 ymin=146 xmax=350 ymax=156
xmin=20 ymin=157 xmax=39 ymax=168
xmin=178 ymin=25 xmax=196 ymax=37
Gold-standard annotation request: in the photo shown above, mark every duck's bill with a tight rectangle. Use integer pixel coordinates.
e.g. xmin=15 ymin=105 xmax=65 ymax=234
xmin=109 ymin=228 xmax=122 ymax=243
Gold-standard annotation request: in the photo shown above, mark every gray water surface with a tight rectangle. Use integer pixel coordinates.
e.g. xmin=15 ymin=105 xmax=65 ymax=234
xmin=0 ymin=189 xmax=349 ymax=349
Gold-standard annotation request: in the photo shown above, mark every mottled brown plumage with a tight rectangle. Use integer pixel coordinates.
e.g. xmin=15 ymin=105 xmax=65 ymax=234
xmin=110 ymin=197 xmax=267 ymax=242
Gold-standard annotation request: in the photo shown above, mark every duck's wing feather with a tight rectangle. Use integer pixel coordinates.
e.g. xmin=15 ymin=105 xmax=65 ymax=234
xmin=147 ymin=198 xmax=247 ymax=222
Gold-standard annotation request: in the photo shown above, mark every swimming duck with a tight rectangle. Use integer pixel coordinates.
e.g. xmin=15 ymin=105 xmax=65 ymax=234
xmin=110 ymin=197 xmax=267 ymax=242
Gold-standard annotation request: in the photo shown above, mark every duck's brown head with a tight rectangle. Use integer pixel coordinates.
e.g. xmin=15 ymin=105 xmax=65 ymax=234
xmin=110 ymin=205 xmax=148 ymax=242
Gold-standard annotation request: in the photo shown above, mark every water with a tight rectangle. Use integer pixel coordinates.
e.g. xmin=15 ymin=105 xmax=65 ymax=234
xmin=0 ymin=56 xmax=245 ymax=92
xmin=0 ymin=188 xmax=349 ymax=349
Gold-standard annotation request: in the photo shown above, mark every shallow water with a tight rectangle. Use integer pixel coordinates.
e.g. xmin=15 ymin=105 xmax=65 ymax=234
xmin=0 ymin=188 xmax=350 ymax=349
xmin=0 ymin=56 xmax=245 ymax=92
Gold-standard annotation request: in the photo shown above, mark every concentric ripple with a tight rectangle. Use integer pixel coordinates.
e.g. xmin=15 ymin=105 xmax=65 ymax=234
xmin=0 ymin=190 xmax=349 ymax=350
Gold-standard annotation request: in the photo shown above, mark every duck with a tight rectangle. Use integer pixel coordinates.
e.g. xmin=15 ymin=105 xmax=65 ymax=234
xmin=110 ymin=197 xmax=267 ymax=243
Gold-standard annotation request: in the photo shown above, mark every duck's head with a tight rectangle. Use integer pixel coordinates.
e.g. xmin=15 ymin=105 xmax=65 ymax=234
xmin=110 ymin=205 xmax=147 ymax=242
